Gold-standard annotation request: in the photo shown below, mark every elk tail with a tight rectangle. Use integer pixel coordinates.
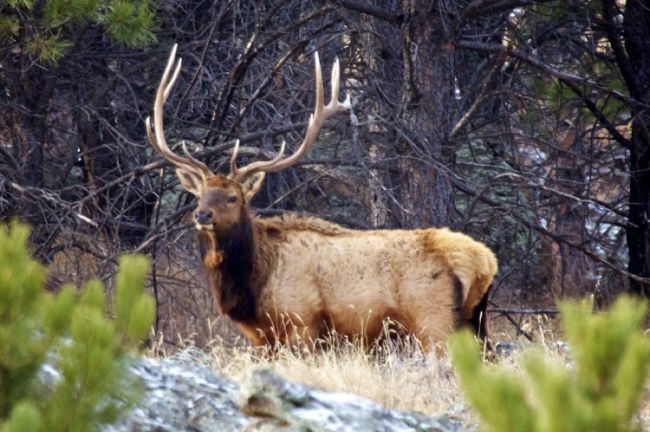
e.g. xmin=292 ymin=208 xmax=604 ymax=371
xmin=468 ymin=284 xmax=493 ymax=354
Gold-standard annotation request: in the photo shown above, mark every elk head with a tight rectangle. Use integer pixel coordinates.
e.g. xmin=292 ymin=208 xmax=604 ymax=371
xmin=146 ymin=45 xmax=351 ymax=238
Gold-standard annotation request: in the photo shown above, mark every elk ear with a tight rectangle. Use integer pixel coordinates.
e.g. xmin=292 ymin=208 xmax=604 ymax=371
xmin=241 ymin=172 xmax=266 ymax=201
xmin=175 ymin=168 xmax=202 ymax=196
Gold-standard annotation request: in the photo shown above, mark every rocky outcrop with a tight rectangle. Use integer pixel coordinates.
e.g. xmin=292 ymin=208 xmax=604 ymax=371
xmin=105 ymin=349 xmax=467 ymax=432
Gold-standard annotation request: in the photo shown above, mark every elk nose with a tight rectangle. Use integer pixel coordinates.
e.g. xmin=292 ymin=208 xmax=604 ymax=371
xmin=195 ymin=209 xmax=213 ymax=225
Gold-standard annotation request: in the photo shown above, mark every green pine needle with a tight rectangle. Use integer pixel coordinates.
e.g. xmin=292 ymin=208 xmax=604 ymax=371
xmin=0 ymin=222 xmax=154 ymax=431
xmin=451 ymin=296 xmax=650 ymax=432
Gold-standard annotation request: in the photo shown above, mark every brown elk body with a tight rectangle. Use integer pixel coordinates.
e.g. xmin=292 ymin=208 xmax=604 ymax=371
xmin=146 ymin=45 xmax=498 ymax=351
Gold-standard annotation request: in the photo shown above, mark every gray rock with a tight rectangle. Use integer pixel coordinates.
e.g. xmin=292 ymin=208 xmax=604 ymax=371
xmin=106 ymin=349 xmax=466 ymax=432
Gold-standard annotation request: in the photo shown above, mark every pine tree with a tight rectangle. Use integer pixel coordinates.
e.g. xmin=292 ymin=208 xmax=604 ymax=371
xmin=0 ymin=0 xmax=155 ymax=63
xmin=0 ymin=222 xmax=155 ymax=432
xmin=450 ymin=297 xmax=650 ymax=432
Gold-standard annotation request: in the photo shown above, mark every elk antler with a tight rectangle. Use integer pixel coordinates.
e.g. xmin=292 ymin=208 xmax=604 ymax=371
xmin=229 ymin=52 xmax=352 ymax=181
xmin=146 ymin=44 xmax=213 ymax=181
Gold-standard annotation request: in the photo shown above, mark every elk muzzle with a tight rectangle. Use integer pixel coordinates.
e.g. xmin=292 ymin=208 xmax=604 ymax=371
xmin=194 ymin=208 xmax=214 ymax=230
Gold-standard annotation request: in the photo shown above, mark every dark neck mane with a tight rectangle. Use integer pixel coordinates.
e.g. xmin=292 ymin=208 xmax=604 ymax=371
xmin=198 ymin=213 xmax=261 ymax=322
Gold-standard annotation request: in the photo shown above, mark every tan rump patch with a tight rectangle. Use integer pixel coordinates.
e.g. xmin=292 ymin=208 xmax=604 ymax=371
xmin=416 ymin=229 xmax=448 ymax=258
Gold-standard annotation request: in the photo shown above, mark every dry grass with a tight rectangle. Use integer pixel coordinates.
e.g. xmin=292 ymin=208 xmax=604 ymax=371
xmin=151 ymin=328 xmax=469 ymax=416
xmin=211 ymin=338 xmax=464 ymax=416
xmin=149 ymin=318 xmax=650 ymax=430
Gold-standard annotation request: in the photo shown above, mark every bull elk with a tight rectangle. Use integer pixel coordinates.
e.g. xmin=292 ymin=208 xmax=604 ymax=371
xmin=146 ymin=45 xmax=498 ymax=351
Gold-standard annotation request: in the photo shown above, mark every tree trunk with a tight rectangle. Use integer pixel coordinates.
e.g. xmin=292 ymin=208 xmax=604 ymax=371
xmin=623 ymin=0 xmax=650 ymax=296
xmin=547 ymin=126 xmax=595 ymax=298
xmin=398 ymin=1 xmax=455 ymax=228
xmin=357 ymin=14 xmax=398 ymax=228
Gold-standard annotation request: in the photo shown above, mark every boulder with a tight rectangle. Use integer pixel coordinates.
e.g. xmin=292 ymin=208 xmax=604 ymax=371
xmin=105 ymin=349 xmax=467 ymax=432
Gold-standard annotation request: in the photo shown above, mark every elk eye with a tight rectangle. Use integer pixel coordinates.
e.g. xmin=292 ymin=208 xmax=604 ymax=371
xmin=227 ymin=195 xmax=238 ymax=204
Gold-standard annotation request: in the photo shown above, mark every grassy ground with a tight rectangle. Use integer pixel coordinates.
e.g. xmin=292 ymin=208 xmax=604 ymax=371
xmin=209 ymin=337 xmax=465 ymax=416
xmin=150 ymin=321 xmax=534 ymax=423
xmin=150 ymin=316 xmax=650 ymax=430
xmin=152 ymin=331 xmax=467 ymax=414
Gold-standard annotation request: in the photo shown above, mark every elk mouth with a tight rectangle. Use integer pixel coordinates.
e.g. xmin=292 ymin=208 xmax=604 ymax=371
xmin=195 ymin=222 xmax=214 ymax=231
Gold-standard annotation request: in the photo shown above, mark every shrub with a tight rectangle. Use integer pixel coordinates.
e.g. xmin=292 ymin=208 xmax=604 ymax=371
xmin=1 ymin=0 xmax=156 ymax=63
xmin=450 ymin=296 xmax=650 ymax=432
xmin=0 ymin=223 xmax=155 ymax=432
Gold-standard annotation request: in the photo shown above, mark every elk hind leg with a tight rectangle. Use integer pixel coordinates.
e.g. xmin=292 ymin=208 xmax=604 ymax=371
xmin=403 ymin=271 xmax=461 ymax=353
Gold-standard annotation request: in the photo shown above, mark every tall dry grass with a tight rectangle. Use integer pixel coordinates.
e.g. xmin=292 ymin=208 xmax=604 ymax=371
xmin=152 ymin=324 xmax=487 ymax=418
xmin=149 ymin=319 xmax=650 ymax=428
xmin=208 ymin=337 xmax=463 ymax=415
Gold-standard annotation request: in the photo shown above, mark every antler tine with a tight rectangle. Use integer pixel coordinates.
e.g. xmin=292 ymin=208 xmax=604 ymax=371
xmin=328 ymin=57 xmax=352 ymax=113
xmin=181 ymin=141 xmax=211 ymax=174
xmin=228 ymin=139 xmax=287 ymax=181
xmin=163 ymin=54 xmax=182 ymax=102
xmin=230 ymin=139 xmax=241 ymax=179
xmin=146 ymin=44 xmax=212 ymax=180
xmin=313 ymin=51 xmax=325 ymax=120
xmin=230 ymin=52 xmax=350 ymax=181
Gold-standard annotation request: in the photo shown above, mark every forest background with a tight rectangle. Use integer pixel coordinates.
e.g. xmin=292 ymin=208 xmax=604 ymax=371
xmin=1 ymin=0 xmax=649 ymax=345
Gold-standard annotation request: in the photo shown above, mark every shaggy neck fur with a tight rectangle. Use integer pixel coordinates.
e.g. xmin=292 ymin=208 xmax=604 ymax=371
xmin=198 ymin=211 xmax=265 ymax=322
